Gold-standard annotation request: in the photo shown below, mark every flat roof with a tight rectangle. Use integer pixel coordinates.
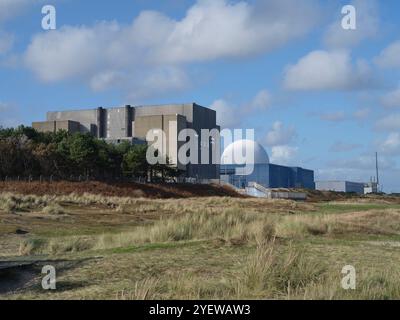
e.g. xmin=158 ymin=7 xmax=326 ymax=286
xmin=47 ymin=103 xmax=211 ymax=114
xmin=315 ymin=180 xmax=365 ymax=184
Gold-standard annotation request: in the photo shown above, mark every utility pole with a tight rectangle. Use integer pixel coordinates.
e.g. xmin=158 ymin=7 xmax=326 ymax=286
xmin=375 ymin=152 xmax=379 ymax=191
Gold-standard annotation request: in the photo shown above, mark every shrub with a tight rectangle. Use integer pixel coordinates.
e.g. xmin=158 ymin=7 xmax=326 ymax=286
xmin=42 ymin=203 xmax=65 ymax=215
xmin=19 ymin=238 xmax=45 ymax=256
xmin=47 ymin=237 xmax=92 ymax=254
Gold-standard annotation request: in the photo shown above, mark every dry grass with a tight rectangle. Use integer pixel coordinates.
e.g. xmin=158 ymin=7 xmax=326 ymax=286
xmin=19 ymin=236 xmax=92 ymax=255
xmin=242 ymin=240 xmax=325 ymax=297
xmin=0 ymin=181 xmax=243 ymax=198
xmin=0 ymin=191 xmax=314 ymax=213
xmin=275 ymin=208 xmax=400 ymax=239
xmin=16 ymin=195 xmax=400 ymax=256
xmin=0 ymin=193 xmax=49 ymax=213
xmin=0 ymin=192 xmax=65 ymax=215
xmin=302 ymin=269 xmax=400 ymax=300
xmin=93 ymin=208 xmax=279 ymax=250
xmin=42 ymin=203 xmax=66 ymax=215
xmin=3 ymin=192 xmax=400 ymax=300
xmin=116 ymin=278 xmax=159 ymax=300
xmin=18 ymin=238 xmax=44 ymax=256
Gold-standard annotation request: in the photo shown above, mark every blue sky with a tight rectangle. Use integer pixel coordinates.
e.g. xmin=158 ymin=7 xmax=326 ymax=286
xmin=1 ymin=0 xmax=400 ymax=192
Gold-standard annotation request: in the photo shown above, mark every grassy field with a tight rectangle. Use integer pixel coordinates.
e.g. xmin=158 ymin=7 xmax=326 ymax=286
xmin=1 ymin=191 xmax=400 ymax=300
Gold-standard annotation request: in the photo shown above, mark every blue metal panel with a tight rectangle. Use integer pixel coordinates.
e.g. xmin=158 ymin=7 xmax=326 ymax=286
xmin=220 ymin=164 xmax=315 ymax=189
xmin=269 ymin=164 xmax=292 ymax=188
xmin=290 ymin=167 xmax=315 ymax=189
xmin=345 ymin=181 xmax=364 ymax=194
xmin=220 ymin=164 xmax=270 ymax=188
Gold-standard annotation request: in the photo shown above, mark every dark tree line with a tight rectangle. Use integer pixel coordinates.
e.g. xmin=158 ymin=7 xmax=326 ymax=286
xmin=0 ymin=126 xmax=179 ymax=182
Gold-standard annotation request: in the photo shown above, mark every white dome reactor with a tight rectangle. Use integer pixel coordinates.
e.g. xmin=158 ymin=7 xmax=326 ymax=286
xmin=221 ymin=139 xmax=270 ymax=165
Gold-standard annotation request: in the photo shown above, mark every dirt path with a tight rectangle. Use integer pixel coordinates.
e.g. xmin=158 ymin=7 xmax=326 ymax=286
xmin=0 ymin=262 xmax=39 ymax=295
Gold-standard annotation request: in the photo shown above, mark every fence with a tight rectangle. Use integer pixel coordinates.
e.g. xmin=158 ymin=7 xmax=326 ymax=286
xmin=0 ymin=175 xmax=146 ymax=183
xmin=0 ymin=175 xmax=223 ymax=185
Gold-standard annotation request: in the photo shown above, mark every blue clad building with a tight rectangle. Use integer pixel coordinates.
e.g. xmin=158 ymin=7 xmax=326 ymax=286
xmin=220 ymin=140 xmax=315 ymax=190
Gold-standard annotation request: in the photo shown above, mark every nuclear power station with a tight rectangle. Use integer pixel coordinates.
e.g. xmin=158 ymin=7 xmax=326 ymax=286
xmin=33 ymin=103 xmax=220 ymax=180
xmin=33 ymin=102 xmax=317 ymax=193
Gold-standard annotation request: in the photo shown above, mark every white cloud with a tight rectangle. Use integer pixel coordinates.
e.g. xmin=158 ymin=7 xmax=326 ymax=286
xmin=0 ymin=0 xmax=33 ymax=24
xmin=0 ymin=101 xmax=20 ymax=128
xmin=139 ymin=67 xmax=190 ymax=98
xmin=330 ymin=141 xmax=361 ymax=152
xmin=210 ymin=89 xmax=273 ymax=128
xmin=380 ymin=133 xmax=400 ymax=155
xmin=328 ymin=155 xmax=395 ymax=171
xmin=0 ymin=0 xmax=37 ymax=55
xmin=283 ymin=50 xmax=374 ymax=91
xmin=324 ymin=0 xmax=379 ymax=49
xmin=89 ymin=71 xmax=124 ymax=92
xmin=210 ymin=99 xmax=241 ymax=129
xmin=250 ymin=89 xmax=271 ymax=111
xmin=26 ymin=22 xmax=120 ymax=83
xmin=319 ymin=111 xmax=346 ymax=122
xmin=318 ymin=148 xmax=400 ymax=193
xmin=270 ymin=145 xmax=298 ymax=165
xmin=24 ymin=0 xmax=321 ymax=96
xmin=353 ymin=108 xmax=371 ymax=120
xmin=0 ymin=101 xmax=9 ymax=112
xmin=158 ymin=0 xmax=320 ymax=63
xmin=375 ymin=114 xmax=400 ymax=131
xmin=381 ymin=87 xmax=400 ymax=108
xmin=265 ymin=121 xmax=298 ymax=165
xmin=0 ymin=31 xmax=13 ymax=54
xmin=265 ymin=121 xmax=296 ymax=146
xmin=375 ymin=40 xmax=400 ymax=68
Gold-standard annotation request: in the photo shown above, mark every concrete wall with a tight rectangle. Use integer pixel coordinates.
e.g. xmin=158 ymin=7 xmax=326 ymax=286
xmin=47 ymin=108 xmax=101 ymax=137
xmin=56 ymin=120 xmax=80 ymax=134
xmin=134 ymin=115 xmax=163 ymax=141
xmin=135 ymin=104 xmax=194 ymax=123
xmin=163 ymin=114 xmax=187 ymax=171
xmin=32 ymin=120 xmax=80 ymax=134
xmin=134 ymin=114 xmax=187 ymax=171
xmin=315 ymin=181 xmax=364 ymax=194
xmin=316 ymin=181 xmax=346 ymax=192
xmin=134 ymin=103 xmax=219 ymax=178
xmin=189 ymin=104 xmax=219 ymax=179
xmin=105 ymin=106 xmax=130 ymax=139
xmin=32 ymin=121 xmax=56 ymax=133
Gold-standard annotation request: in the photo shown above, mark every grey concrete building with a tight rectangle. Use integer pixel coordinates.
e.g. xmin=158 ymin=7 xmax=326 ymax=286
xmin=32 ymin=119 xmax=81 ymax=134
xmin=315 ymin=180 xmax=365 ymax=194
xmin=33 ymin=103 xmax=220 ymax=180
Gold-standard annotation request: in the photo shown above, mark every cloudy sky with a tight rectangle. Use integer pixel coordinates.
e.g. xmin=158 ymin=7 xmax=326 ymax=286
xmin=1 ymin=0 xmax=400 ymax=192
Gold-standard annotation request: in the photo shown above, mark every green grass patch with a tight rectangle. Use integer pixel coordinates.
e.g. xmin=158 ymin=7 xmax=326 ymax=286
xmin=314 ymin=203 xmax=400 ymax=214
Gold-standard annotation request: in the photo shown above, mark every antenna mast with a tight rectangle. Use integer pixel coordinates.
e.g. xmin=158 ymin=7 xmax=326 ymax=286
xmin=375 ymin=152 xmax=379 ymax=188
